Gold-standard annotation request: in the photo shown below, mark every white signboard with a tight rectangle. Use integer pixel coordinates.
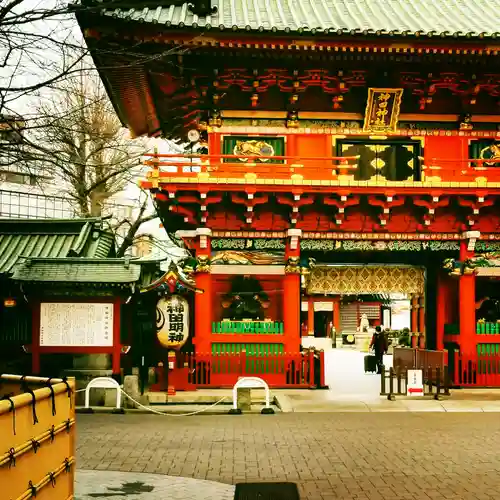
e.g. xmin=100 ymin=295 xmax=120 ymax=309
xmin=407 ymin=369 xmax=424 ymax=396
xmin=156 ymin=295 xmax=190 ymax=349
xmin=40 ymin=302 xmax=113 ymax=347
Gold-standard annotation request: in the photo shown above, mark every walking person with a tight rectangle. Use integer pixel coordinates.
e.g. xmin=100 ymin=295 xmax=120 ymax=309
xmin=370 ymin=326 xmax=388 ymax=374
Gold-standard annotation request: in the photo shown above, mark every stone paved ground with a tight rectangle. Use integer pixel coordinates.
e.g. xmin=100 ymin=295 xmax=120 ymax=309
xmin=77 ymin=413 xmax=500 ymax=500
xmin=75 ymin=470 xmax=235 ymax=499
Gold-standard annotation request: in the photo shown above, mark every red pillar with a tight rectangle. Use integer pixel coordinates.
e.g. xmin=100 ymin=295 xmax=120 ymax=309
xmin=194 ymin=230 xmax=213 ymax=355
xmin=284 ymin=273 xmax=300 ymax=352
xmin=418 ymin=295 xmax=426 ymax=344
xmin=307 ymin=297 xmax=314 ymax=336
xmin=410 ymin=294 xmax=419 ymax=333
xmin=459 ymin=241 xmax=476 ymax=355
xmin=333 ymin=298 xmax=341 ymax=333
xmin=195 ymin=271 xmax=212 ymax=354
xmin=288 ymin=134 xmax=298 ymax=157
xmin=284 ymin=232 xmax=301 ymax=353
xmin=436 ymin=275 xmax=446 ymax=351
xmin=411 ymin=334 xmax=418 ymax=348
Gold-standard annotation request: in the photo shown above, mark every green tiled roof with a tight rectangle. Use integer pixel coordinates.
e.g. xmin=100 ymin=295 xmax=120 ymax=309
xmin=12 ymin=258 xmax=141 ymax=284
xmin=97 ymin=0 xmax=500 ymax=38
xmin=0 ymin=218 xmax=115 ymax=275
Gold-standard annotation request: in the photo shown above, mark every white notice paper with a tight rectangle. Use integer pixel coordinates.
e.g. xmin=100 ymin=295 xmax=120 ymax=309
xmin=40 ymin=302 xmax=113 ymax=347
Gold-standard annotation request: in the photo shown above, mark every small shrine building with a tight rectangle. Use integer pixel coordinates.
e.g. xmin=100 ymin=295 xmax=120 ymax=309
xmin=0 ymin=217 xmax=167 ymax=389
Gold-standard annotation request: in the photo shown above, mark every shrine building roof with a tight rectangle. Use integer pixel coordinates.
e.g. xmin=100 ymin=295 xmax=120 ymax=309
xmin=94 ymin=0 xmax=500 ymax=39
xmin=11 ymin=257 xmax=141 ymax=285
xmin=0 ymin=218 xmax=115 ymax=276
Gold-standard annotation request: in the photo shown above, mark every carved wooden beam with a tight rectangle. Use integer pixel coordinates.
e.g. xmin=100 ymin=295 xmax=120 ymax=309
xmin=367 ymin=194 xmax=405 ymax=226
xmin=153 ymin=187 xmax=178 ymax=201
xmin=199 ymin=193 xmax=223 ymax=224
xmin=323 ymin=194 xmax=360 ymax=226
xmin=230 ymin=192 xmax=268 ymax=206
xmin=458 ymin=196 xmax=496 ymax=227
xmin=276 ymin=193 xmax=314 ymax=208
xmin=176 ymin=194 xmax=202 ymax=204
xmin=154 ymin=192 xmax=171 ymax=203
xmin=230 ymin=192 xmax=269 ymax=226
xmin=168 ymin=205 xmax=198 ymax=225
xmin=275 ymin=193 xmax=314 ymax=225
xmin=413 ymin=194 xmax=450 ymax=227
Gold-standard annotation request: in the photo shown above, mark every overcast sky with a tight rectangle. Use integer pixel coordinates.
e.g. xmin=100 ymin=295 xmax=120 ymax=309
xmin=0 ymin=0 xmax=84 ymax=117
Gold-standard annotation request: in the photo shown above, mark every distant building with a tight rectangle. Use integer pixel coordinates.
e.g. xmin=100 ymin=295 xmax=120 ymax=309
xmin=0 ymin=115 xmax=172 ymax=257
xmin=0 ymin=115 xmax=25 ymax=144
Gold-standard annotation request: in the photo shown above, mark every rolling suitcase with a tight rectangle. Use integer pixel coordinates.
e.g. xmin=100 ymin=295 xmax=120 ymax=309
xmin=364 ymin=354 xmax=377 ymax=373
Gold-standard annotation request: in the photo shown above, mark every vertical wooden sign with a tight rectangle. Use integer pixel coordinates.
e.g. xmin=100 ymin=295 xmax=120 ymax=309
xmin=363 ymin=88 xmax=403 ymax=133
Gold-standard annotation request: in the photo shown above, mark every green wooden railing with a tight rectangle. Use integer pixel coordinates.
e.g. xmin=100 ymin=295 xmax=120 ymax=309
xmin=477 ymin=343 xmax=500 ymax=355
xmin=476 ymin=322 xmax=500 ymax=334
xmin=212 ymin=321 xmax=284 ymax=334
xmin=211 ymin=343 xmax=285 ymax=374
xmin=212 ymin=343 xmax=284 ymax=355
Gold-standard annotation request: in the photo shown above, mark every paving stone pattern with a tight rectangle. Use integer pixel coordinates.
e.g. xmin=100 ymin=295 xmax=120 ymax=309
xmin=77 ymin=413 xmax=500 ymax=500
xmin=75 ymin=470 xmax=235 ymax=500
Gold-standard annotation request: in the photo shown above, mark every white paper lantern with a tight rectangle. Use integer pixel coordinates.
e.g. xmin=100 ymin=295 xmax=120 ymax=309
xmin=156 ymin=295 xmax=190 ymax=349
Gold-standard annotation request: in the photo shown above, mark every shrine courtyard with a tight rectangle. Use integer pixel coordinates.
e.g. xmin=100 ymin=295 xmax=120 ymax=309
xmin=76 ymin=413 xmax=500 ymax=500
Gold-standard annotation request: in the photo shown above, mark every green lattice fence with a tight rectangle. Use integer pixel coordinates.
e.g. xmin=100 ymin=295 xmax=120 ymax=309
xmin=211 ymin=343 xmax=285 ymax=375
xmin=476 ymin=322 xmax=500 ymax=334
xmin=212 ymin=321 xmax=284 ymax=334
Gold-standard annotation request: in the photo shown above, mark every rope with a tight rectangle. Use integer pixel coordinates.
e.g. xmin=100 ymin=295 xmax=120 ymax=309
xmin=119 ymin=389 xmax=227 ymax=417
xmin=76 ymin=383 xmax=228 ymax=416
xmin=25 ymin=389 xmax=39 ymax=425
xmin=28 ymin=480 xmax=37 ymax=497
xmin=31 ymin=439 xmax=40 ymax=454
xmin=20 ymin=375 xmax=34 ymax=425
xmin=49 ymin=425 xmax=55 ymax=443
xmin=48 ymin=472 xmax=56 ymax=488
xmin=8 ymin=448 xmax=16 ymax=468
xmin=61 ymin=377 xmax=73 ymax=408
xmin=45 ymin=381 xmax=57 ymax=416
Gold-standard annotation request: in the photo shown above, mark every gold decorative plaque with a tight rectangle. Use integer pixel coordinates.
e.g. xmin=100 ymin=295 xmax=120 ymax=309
xmin=363 ymin=88 xmax=403 ymax=133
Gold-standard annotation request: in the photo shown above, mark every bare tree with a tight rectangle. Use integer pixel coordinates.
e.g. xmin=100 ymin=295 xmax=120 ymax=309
xmin=1 ymin=1 xmax=86 ymax=114
xmin=0 ymin=1 xmax=187 ymax=255
xmin=0 ymin=1 xmax=94 ymax=174
xmin=26 ymin=72 xmax=157 ymax=256
xmin=0 ymin=1 xmax=189 ymax=119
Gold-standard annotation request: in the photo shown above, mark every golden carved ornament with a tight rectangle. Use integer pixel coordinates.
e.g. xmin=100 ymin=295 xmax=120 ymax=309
xmin=285 ymin=256 xmax=301 ymax=274
xmin=196 ymin=255 xmax=211 ymax=273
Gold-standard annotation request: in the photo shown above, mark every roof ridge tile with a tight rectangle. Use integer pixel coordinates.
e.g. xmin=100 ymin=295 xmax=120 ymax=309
xmin=97 ymin=0 xmax=500 ymax=38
